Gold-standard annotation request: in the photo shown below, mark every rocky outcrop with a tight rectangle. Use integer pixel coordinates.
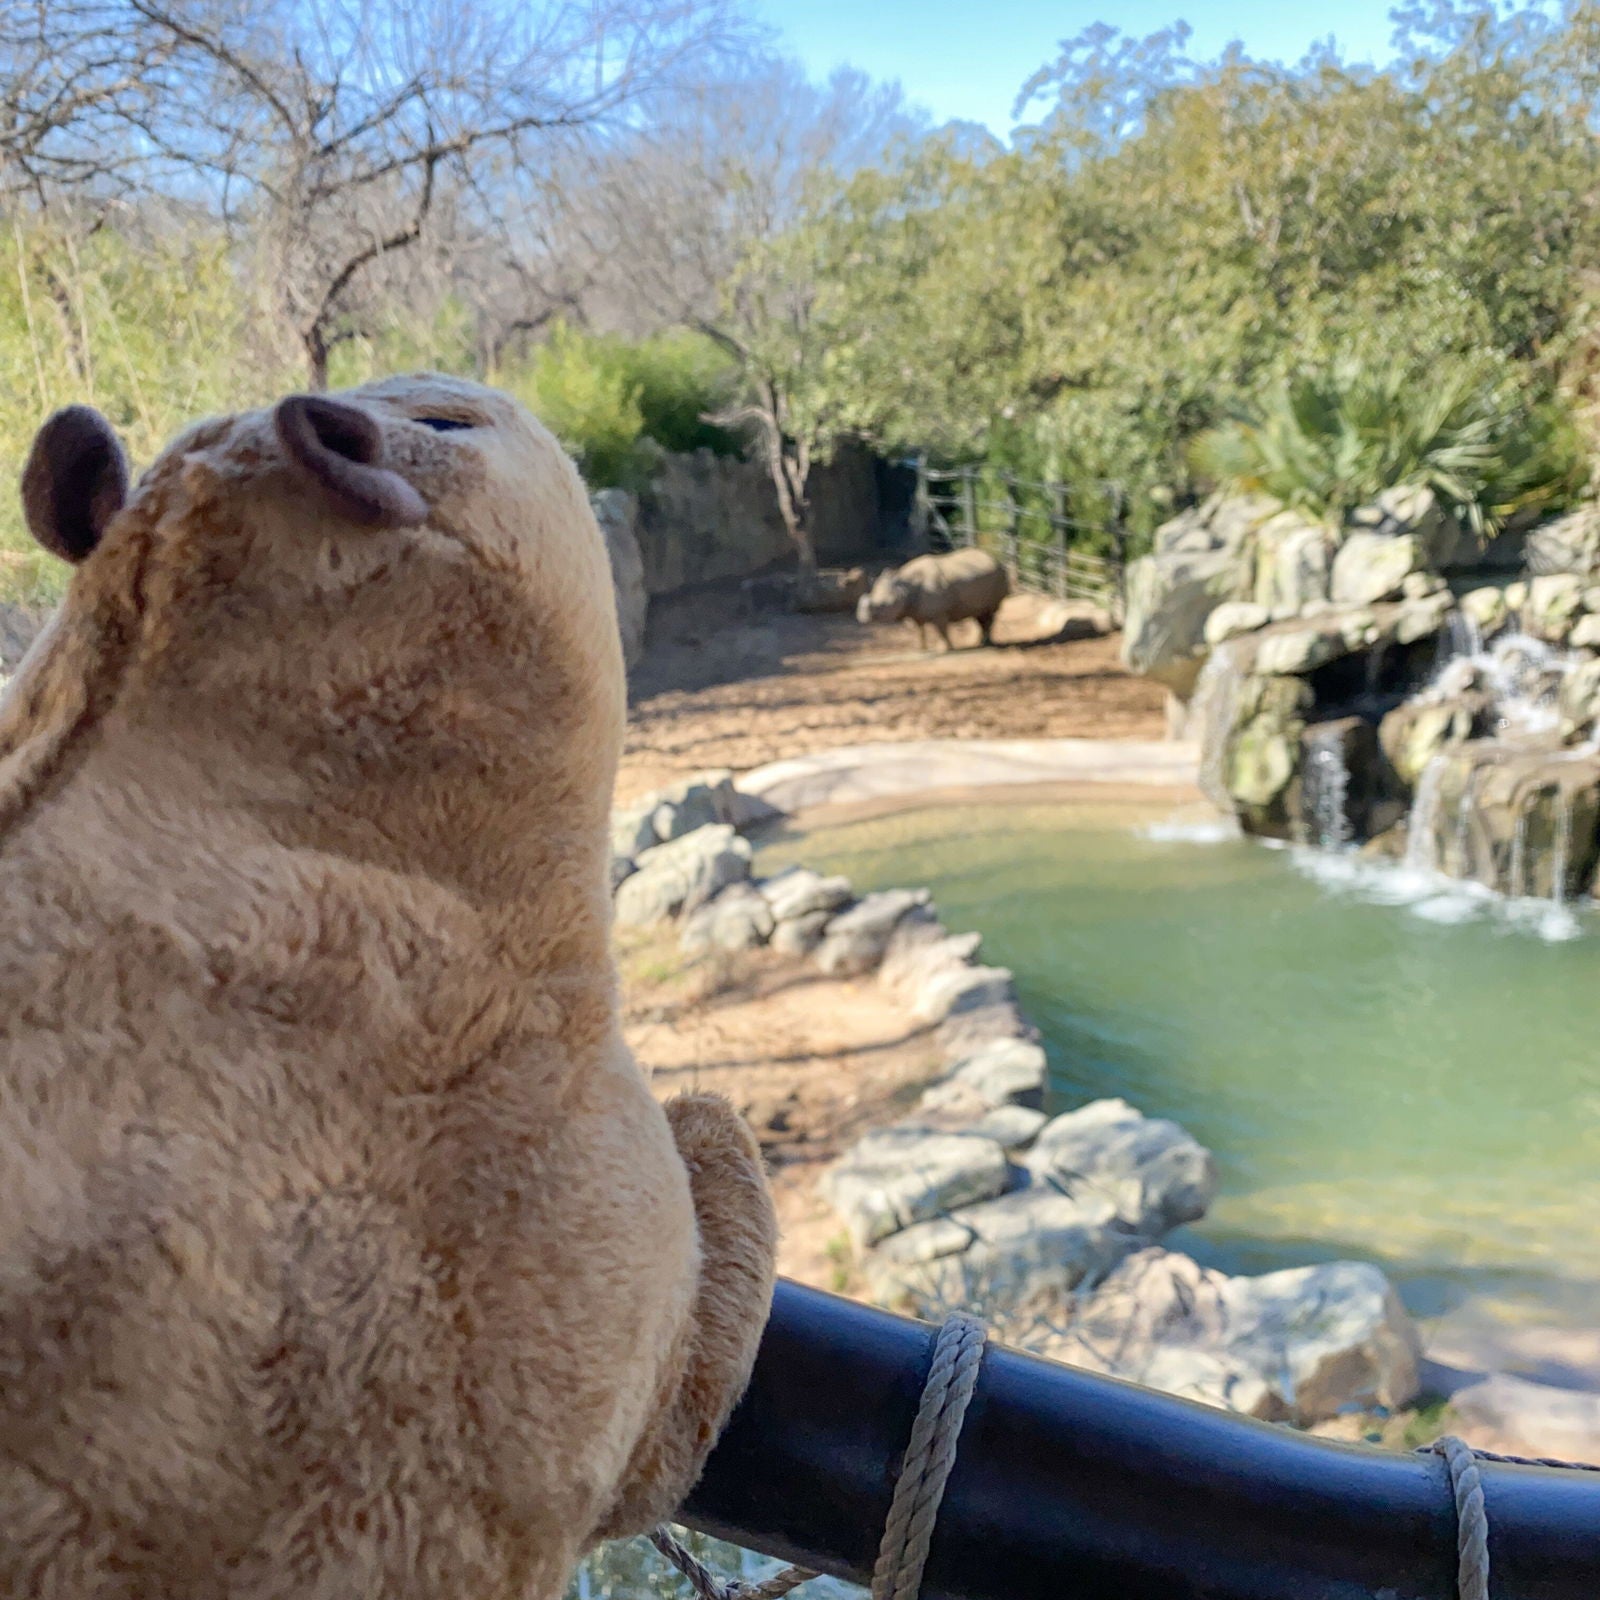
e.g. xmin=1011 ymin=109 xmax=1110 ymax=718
xmin=1133 ymin=476 xmax=1600 ymax=885
xmin=918 ymin=1038 xmax=1049 ymax=1117
xmin=1331 ymin=530 xmax=1426 ymax=605
xmin=611 ymin=769 xmax=773 ymax=861
xmin=1378 ymin=694 xmax=1488 ymax=789
xmin=1250 ymin=511 xmax=1336 ymax=615
xmin=613 ymin=823 xmax=753 ymax=926
xmin=1525 ymin=506 xmax=1600 ymax=577
xmin=815 ymin=889 xmax=932 ymax=976
xmin=825 ymin=1127 xmax=1011 ymax=1249
xmin=1122 ymin=545 xmax=1253 ymax=697
xmin=858 ymin=1101 xmax=1216 ymax=1313
xmin=593 ymin=488 xmax=649 ymax=669
xmin=1043 ymin=1248 xmax=1422 ymax=1426
xmin=1411 ymin=742 xmax=1600 ymax=899
xmin=679 ymin=881 xmax=775 ymax=954
xmin=1025 ymin=1098 xmax=1216 ymax=1238
xmin=760 ymin=867 xmax=854 ymax=924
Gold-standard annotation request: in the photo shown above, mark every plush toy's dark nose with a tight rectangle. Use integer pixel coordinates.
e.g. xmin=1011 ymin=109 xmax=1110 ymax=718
xmin=273 ymin=395 xmax=428 ymax=529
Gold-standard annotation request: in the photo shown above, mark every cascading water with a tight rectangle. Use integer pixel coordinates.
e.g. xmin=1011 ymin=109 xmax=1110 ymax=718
xmin=1402 ymin=755 xmax=1449 ymax=876
xmin=1439 ymin=607 xmax=1484 ymax=668
xmin=1508 ymin=797 xmax=1531 ymax=901
xmin=1414 ymin=626 xmax=1574 ymax=741
xmin=1297 ymin=604 xmax=1595 ymax=938
xmin=1450 ymin=777 xmax=1476 ymax=881
xmin=1550 ymin=784 xmax=1575 ymax=907
xmin=1302 ymin=732 xmax=1353 ymax=851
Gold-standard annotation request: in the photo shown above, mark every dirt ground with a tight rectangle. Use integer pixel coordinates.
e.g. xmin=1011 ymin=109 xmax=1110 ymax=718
xmin=618 ymin=928 xmax=944 ymax=1294
xmin=617 ymin=582 xmax=1167 ymax=804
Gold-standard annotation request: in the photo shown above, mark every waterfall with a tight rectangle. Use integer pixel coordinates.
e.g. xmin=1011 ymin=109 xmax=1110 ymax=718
xmin=1509 ymin=795 xmax=1531 ymax=901
xmin=1450 ymin=778 xmax=1476 ymax=881
xmin=1403 ymin=755 xmax=1450 ymax=875
xmin=1440 ymin=607 xmax=1484 ymax=668
xmin=1194 ymin=645 xmax=1244 ymax=815
xmin=1304 ymin=733 xmax=1352 ymax=851
xmin=1550 ymin=785 xmax=1575 ymax=906
xmin=1413 ymin=621 xmax=1576 ymax=742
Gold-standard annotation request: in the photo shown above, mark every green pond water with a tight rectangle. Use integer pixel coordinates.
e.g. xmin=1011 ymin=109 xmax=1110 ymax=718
xmin=761 ymin=801 xmax=1600 ymax=1369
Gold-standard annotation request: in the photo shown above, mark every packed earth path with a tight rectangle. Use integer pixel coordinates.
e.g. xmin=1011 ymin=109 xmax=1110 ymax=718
xmin=616 ymin=583 xmax=1167 ymax=804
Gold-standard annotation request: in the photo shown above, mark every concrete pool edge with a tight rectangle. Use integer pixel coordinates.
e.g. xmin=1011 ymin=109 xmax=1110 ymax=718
xmin=733 ymin=737 xmax=1203 ymax=819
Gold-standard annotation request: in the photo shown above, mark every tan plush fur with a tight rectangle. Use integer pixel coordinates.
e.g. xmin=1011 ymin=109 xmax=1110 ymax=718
xmin=0 ymin=374 xmax=777 ymax=1599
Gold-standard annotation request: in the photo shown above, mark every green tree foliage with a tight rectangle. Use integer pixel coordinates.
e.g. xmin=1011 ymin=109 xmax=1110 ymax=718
xmin=776 ymin=4 xmax=1600 ymax=550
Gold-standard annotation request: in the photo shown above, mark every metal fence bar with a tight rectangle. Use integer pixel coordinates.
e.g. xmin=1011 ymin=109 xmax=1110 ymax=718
xmin=912 ymin=459 xmax=1127 ymax=616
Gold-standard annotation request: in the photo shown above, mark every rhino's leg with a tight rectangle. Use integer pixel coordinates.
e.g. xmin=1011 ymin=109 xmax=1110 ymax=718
xmin=935 ymin=622 xmax=953 ymax=651
xmin=978 ymin=609 xmax=998 ymax=647
xmin=912 ymin=621 xmax=928 ymax=651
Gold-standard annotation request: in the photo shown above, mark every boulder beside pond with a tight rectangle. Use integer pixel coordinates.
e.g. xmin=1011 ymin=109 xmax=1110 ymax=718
xmin=679 ymin=881 xmax=775 ymax=954
xmin=814 ymin=888 xmax=931 ymax=976
xmin=613 ymin=823 xmax=752 ymax=926
xmin=865 ymin=1183 xmax=1136 ymax=1313
xmin=1047 ymin=1248 xmax=1422 ymax=1426
xmin=824 ymin=1127 xmax=1011 ymax=1249
xmin=1025 ymin=1097 xmax=1217 ymax=1236
xmin=847 ymin=1099 xmax=1219 ymax=1316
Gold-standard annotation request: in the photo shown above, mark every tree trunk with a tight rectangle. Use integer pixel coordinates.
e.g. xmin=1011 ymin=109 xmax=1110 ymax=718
xmin=304 ymin=325 xmax=330 ymax=392
xmin=769 ymin=437 xmax=817 ymax=582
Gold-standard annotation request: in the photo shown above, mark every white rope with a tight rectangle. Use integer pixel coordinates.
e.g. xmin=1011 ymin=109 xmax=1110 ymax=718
xmin=652 ymin=1312 xmax=987 ymax=1600
xmin=1423 ymin=1430 xmax=1600 ymax=1600
xmin=1429 ymin=1436 xmax=1490 ymax=1600
xmin=869 ymin=1313 xmax=987 ymax=1600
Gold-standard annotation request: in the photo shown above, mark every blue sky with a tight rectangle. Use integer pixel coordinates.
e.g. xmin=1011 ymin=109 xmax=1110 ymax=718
xmin=750 ymin=0 xmax=1403 ymax=137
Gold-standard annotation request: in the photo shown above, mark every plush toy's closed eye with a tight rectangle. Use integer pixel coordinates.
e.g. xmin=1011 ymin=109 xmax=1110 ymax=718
xmin=20 ymin=405 xmax=129 ymax=564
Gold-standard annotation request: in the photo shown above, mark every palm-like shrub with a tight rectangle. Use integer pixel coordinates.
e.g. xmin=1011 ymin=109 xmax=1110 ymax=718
xmin=1190 ymin=361 xmax=1587 ymax=536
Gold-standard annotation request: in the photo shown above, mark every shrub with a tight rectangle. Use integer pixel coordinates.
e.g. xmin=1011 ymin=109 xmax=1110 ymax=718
xmin=502 ymin=325 xmax=739 ymax=491
xmin=617 ymin=331 xmax=741 ymax=458
xmin=1189 ymin=360 xmax=1587 ymax=536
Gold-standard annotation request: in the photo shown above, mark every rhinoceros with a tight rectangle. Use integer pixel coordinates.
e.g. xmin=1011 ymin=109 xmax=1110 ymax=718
xmin=856 ymin=547 xmax=1010 ymax=650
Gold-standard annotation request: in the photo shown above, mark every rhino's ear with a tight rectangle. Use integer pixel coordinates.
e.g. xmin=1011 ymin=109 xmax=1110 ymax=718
xmin=21 ymin=405 xmax=129 ymax=564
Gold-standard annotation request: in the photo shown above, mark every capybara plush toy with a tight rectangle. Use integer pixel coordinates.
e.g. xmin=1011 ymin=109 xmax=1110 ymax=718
xmin=0 ymin=375 xmax=776 ymax=1598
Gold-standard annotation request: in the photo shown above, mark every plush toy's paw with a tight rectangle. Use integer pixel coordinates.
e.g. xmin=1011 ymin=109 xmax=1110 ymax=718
xmin=594 ymin=1093 xmax=776 ymax=1540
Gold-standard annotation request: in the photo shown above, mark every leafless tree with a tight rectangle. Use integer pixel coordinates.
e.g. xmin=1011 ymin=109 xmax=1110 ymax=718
xmin=115 ymin=0 xmax=748 ymax=385
xmin=0 ymin=0 xmax=175 ymax=201
xmin=529 ymin=59 xmax=921 ymax=571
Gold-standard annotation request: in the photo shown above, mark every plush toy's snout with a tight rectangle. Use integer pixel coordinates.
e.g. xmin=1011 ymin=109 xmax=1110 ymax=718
xmin=273 ymin=394 xmax=428 ymax=530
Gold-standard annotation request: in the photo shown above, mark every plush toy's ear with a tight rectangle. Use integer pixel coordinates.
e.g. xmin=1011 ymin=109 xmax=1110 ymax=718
xmin=273 ymin=394 xmax=428 ymax=529
xmin=20 ymin=405 xmax=129 ymax=564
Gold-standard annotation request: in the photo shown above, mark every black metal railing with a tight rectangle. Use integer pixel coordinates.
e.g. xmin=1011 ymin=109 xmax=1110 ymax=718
xmin=684 ymin=1280 xmax=1600 ymax=1600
